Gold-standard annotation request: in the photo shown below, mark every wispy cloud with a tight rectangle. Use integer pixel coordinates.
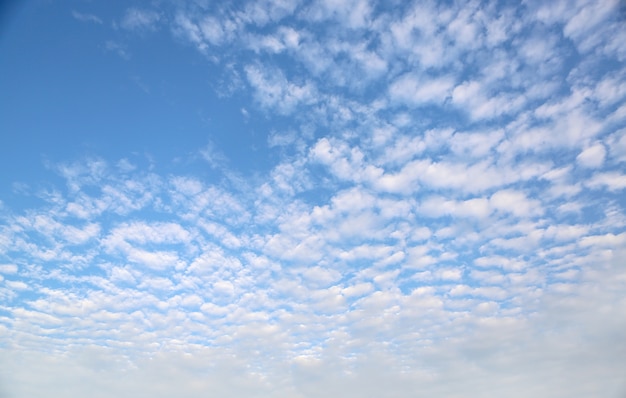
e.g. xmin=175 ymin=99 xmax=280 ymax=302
xmin=71 ymin=10 xmax=103 ymax=24
xmin=104 ymin=40 xmax=130 ymax=60
xmin=119 ymin=8 xmax=161 ymax=32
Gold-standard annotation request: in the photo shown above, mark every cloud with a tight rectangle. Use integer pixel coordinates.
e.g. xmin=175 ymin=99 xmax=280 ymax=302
xmin=389 ymin=73 xmax=455 ymax=106
xmin=104 ymin=40 xmax=130 ymax=60
xmin=607 ymin=128 xmax=626 ymax=163
xmin=302 ymin=0 xmax=371 ymax=29
xmin=172 ymin=13 xmax=209 ymax=52
xmin=418 ymin=196 xmax=491 ymax=219
xmin=3 ymin=151 xmax=626 ymax=396
xmin=451 ymin=80 xmax=525 ymax=120
xmin=72 ymin=11 xmax=103 ymax=24
xmin=238 ymin=0 xmax=299 ymax=26
xmin=576 ymin=142 xmax=606 ymax=168
xmin=0 ymin=264 xmax=18 ymax=274
xmin=245 ymin=65 xmax=318 ymax=114
xmin=120 ymin=8 xmax=161 ymax=31
xmin=489 ymin=189 xmax=543 ymax=218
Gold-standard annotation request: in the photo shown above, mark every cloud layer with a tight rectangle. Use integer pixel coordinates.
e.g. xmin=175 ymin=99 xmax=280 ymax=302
xmin=2 ymin=0 xmax=626 ymax=397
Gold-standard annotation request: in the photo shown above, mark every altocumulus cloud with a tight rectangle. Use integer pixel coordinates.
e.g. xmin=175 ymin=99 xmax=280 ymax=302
xmin=0 ymin=0 xmax=625 ymax=397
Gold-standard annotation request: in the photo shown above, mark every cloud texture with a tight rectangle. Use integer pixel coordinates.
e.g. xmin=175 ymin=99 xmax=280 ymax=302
xmin=1 ymin=0 xmax=626 ymax=397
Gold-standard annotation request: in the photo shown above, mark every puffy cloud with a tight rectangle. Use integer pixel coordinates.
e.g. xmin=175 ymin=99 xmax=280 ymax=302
xmin=0 ymin=264 xmax=18 ymax=274
xmin=489 ymin=189 xmax=543 ymax=218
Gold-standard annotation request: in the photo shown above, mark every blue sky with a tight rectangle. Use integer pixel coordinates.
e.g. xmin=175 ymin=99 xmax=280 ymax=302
xmin=1 ymin=0 xmax=625 ymax=397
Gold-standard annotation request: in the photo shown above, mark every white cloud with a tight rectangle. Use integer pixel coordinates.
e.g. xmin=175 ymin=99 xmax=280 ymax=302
xmin=593 ymin=72 xmax=626 ymax=107
xmin=300 ymin=266 xmax=341 ymax=287
xmin=436 ymin=268 xmax=463 ymax=281
xmin=490 ymin=189 xmax=543 ymax=218
xmin=449 ymin=284 xmax=509 ymax=300
xmin=446 ymin=6 xmax=482 ymax=50
xmin=310 ymin=137 xmax=370 ymax=182
xmin=474 ymin=255 xmax=527 ymax=271
xmin=245 ymin=65 xmax=317 ymax=115
xmin=109 ymin=266 xmax=136 ymax=284
xmin=105 ymin=40 xmax=130 ymax=59
xmin=302 ymin=0 xmax=371 ymax=29
xmin=579 ymin=232 xmax=626 ymax=248
xmin=120 ymin=8 xmax=161 ymax=31
xmin=127 ymin=248 xmax=181 ymax=270
xmin=585 ymin=172 xmax=626 ymax=191
xmin=341 ymin=282 xmax=374 ymax=298
xmin=607 ymin=128 xmax=626 ymax=163
xmin=449 ymin=129 xmax=504 ymax=158
xmin=389 ymin=73 xmax=454 ymax=106
xmin=0 ymin=264 xmax=18 ymax=274
xmin=212 ymin=280 xmax=235 ymax=296
xmin=562 ymin=0 xmax=617 ymax=52
xmin=544 ymin=224 xmax=588 ymax=242
xmin=576 ymin=143 xmax=606 ymax=168
xmin=452 ymin=80 xmax=525 ymax=120
xmin=5 ymin=280 xmax=28 ymax=290
xmin=72 ymin=11 xmax=103 ymax=24
xmin=173 ymin=13 xmax=208 ymax=52
xmin=198 ymin=15 xmax=228 ymax=45
xmin=138 ymin=276 xmax=174 ymax=291
xmin=238 ymin=0 xmax=299 ymax=26
xmin=105 ymin=221 xmax=192 ymax=246
xmin=371 ymin=157 xmax=545 ymax=195
xmin=418 ymin=196 xmax=491 ymax=220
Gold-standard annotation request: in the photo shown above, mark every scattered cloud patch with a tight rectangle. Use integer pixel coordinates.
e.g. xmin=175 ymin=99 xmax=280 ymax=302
xmin=120 ymin=8 xmax=161 ymax=32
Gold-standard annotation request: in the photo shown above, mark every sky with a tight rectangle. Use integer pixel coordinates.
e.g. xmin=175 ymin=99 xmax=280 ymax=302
xmin=0 ymin=0 xmax=625 ymax=397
